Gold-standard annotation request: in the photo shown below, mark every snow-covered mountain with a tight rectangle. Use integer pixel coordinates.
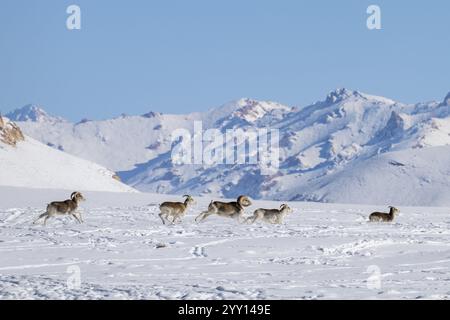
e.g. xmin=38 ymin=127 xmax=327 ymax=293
xmin=0 ymin=116 xmax=135 ymax=192
xmin=8 ymin=99 xmax=289 ymax=171
xmin=7 ymin=89 xmax=450 ymax=205
xmin=5 ymin=104 xmax=64 ymax=123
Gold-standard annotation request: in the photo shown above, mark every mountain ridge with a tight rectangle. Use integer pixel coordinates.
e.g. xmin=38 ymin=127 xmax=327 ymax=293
xmin=6 ymin=89 xmax=450 ymax=205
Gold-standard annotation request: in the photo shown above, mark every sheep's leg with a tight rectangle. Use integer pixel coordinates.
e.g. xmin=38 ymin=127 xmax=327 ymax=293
xmin=33 ymin=212 xmax=47 ymax=225
xmin=194 ymin=211 xmax=206 ymax=223
xmin=43 ymin=215 xmax=50 ymax=226
xmin=71 ymin=211 xmax=83 ymax=223
xmin=195 ymin=211 xmax=208 ymax=223
xmin=247 ymin=215 xmax=258 ymax=224
xmin=166 ymin=215 xmax=175 ymax=225
xmin=159 ymin=212 xmax=167 ymax=225
xmin=71 ymin=212 xmax=82 ymax=224
xmin=77 ymin=212 xmax=84 ymax=223
xmin=195 ymin=211 xmax=213 ymax=223
xmin=173 ymin=216 xmax=181 ymax=224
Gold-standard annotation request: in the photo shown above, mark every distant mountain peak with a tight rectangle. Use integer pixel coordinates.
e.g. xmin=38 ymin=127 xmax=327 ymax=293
xmin=229 ymin=98 xmax=291 ymax=122
xmin=324 ymin=88 xmax=397 ymax=106
xmin=209 ymin=98 xmax=291 ymax=126
xmin=325 ymin=88 xmax=360 ymax=104
xmin=6 ymin=104 xmax=62 ymax=122
xmin=235 ymin=98 xmax=260 ymax=107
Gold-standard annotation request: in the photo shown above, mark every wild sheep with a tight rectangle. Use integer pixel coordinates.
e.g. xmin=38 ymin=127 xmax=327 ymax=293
xmin=195 ymin=195 xmax=252 ymax=223
xmin=369 ymin=206 xmax=399 ymax=222
xmin=33 ymin=192 xmax=86 ymax=226
xmin=246 ymin=204 xmax=293 ymax=224
xmin=159 ymin=195 xmax=195 ymax=225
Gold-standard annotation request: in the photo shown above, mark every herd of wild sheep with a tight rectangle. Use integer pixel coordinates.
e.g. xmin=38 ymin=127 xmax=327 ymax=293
xmin=32 ymin=192 xmax=400 ymax=226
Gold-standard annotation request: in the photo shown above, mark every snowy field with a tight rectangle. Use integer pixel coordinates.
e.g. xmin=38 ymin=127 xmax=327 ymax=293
xmin=1 ymin=187 xmax=450 ymax=300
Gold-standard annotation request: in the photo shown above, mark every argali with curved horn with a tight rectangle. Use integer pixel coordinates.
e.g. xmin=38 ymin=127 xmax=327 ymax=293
xmin=195 ymin=195 xmax=252 ymax=223
xmin=33 ymin=192 xmax=86 ymax=226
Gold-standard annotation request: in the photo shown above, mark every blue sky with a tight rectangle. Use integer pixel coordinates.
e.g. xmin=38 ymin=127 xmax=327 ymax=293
xmin=1 ymin=0 xmax=449 ymax=121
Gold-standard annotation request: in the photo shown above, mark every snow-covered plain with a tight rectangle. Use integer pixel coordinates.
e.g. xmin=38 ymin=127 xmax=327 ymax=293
xmin=1 ymin=187 xmax=449 ymax=300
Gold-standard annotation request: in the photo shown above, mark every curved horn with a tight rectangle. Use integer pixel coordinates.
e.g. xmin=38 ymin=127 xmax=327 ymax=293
xmin=183 ymin=195 xmax=191 ymax=198
xmin=71 ymin=192 xmax=78 ymax=200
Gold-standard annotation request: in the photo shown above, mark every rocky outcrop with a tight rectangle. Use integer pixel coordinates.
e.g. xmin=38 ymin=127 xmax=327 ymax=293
xmin=112 ymin=173 xmax=122 ymax=182
xmin=0 ymin=115 xmax=25 ymax=146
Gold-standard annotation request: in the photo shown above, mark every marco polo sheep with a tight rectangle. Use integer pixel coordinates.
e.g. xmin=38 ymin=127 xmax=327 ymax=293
xmin=246 ymin=204 xmax=293 ymax=224
xmin=369 ymin=206 xmax=399 ymax=222
xmin=195 ymin=195 xmax=252 ymax=223
xmin=159 ymin=195 xmax=195 ymax=225
xmin=33 ymin=192 xmax=86 ymax=226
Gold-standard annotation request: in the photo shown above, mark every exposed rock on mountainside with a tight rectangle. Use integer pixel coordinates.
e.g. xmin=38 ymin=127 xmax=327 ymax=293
xmin=0 ymin=115 xmax=24 ymax=146
xmin=0 ymin=116 xmax=135 ymax=192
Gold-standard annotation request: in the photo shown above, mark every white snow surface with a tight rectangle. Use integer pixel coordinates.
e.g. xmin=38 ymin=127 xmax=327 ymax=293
xmin=1 ymin=187 xmax=450 ymax=300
